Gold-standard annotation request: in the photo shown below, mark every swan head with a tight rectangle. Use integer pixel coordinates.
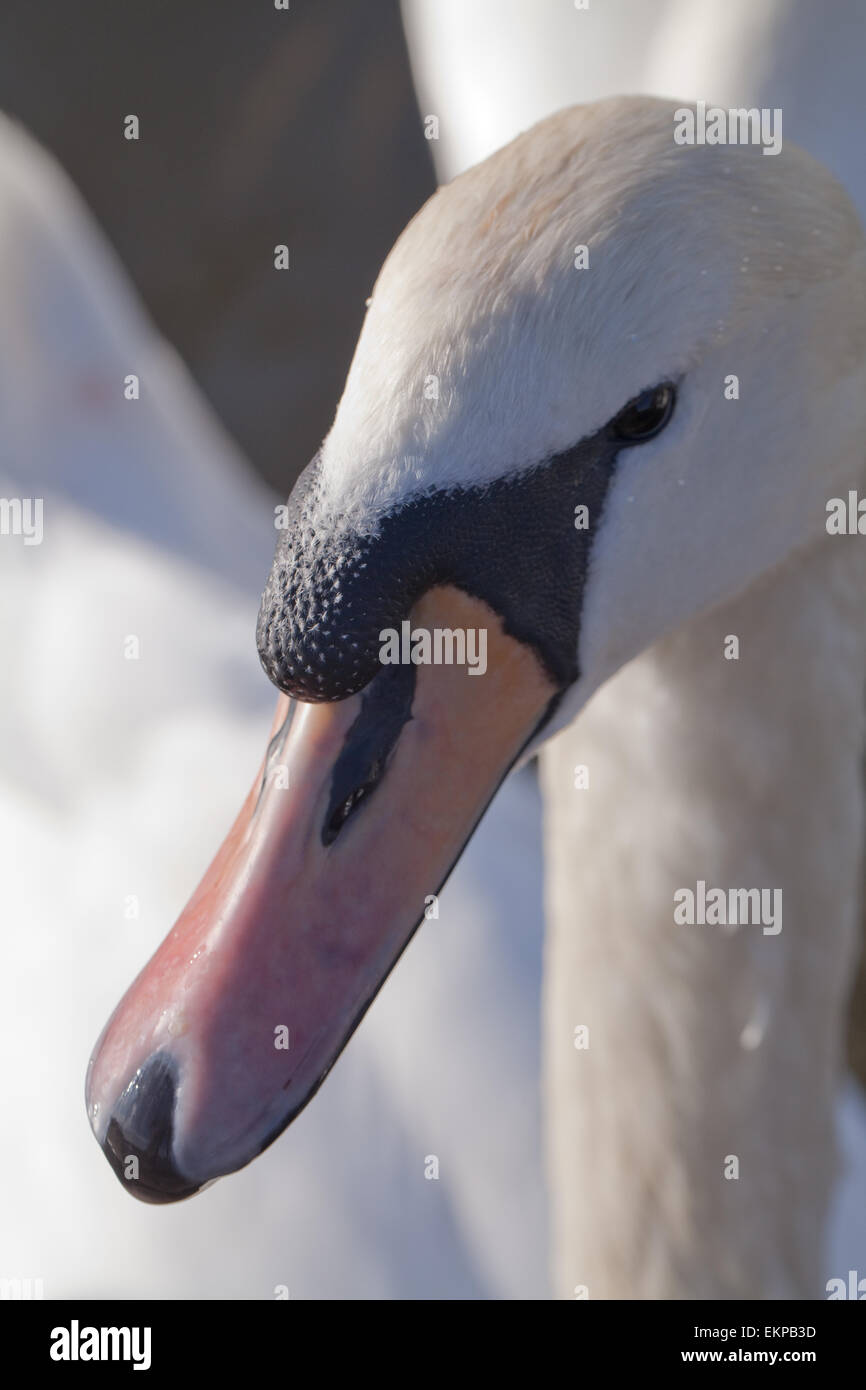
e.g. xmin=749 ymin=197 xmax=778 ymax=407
xmin=88 ymin=96 xmax=866 ymax=1201
xmin=261 ymin=95 xmax=866 ymax=728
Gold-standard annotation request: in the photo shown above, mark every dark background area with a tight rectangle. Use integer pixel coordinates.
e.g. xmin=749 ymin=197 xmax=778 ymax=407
xmin=0 ymin=0 xmax=436 ymax=494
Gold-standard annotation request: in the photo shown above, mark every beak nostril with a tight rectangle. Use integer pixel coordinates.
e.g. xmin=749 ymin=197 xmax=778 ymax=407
xmin=321 ymin=662 xmax=416 ymax=848
xmin=323 ymin=764 xmax=384 ymax=846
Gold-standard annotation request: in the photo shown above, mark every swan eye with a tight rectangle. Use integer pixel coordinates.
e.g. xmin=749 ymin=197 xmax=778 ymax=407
xmin=611 ymin=382 xmax=675 ymax=443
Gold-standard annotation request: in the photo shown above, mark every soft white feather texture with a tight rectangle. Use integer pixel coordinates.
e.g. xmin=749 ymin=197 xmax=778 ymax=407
xmin=543 ymin=534 xmax=866 ymax=1296
xmin=319 ymin=99 xmax=862 ymax=535
xmin=402 ymin=0 xmax=866 ymax=225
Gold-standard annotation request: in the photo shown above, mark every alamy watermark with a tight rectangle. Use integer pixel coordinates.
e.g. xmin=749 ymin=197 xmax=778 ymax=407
xmin=0 ymin=1276 xmax=43 ymax=1299
xmin=826 ymin=1270 xmax=866 ymax=1299
xmin=50 ymin=1321 xmax=151 ymax=1370
xmin=826 ymin=491 xmax=866 ymax=534
xmin=0 ymin=496 xmax=43 ymax=545
xmin=674 ymin=102 xmax=782 ymax=157
xmin=674 ymin=880 xmax=782 ymax=935
xmin=379 ymin=621 xmax=487 ymax=675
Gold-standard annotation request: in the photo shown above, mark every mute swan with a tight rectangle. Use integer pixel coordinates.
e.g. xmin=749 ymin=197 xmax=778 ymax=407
xmin=88 ymin=96 xmax=866 ymax=1298
xmin=402 ymin=0 xmax=866 ymax=1291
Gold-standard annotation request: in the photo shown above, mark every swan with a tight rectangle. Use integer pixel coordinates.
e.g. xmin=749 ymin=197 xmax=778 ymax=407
xmin=86 ymin=95 xmax=866 ymax=1298
xmin=401 ymin=0 xmax=866 ymax=1291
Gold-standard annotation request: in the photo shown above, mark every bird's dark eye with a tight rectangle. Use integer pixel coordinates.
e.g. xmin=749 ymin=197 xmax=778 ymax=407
xmin=611 ymin=382 xmax=676 ymax=443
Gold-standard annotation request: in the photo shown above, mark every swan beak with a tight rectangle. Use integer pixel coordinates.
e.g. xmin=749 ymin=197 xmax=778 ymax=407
xmin=86 ymin=586 xmax=556 ymax=1201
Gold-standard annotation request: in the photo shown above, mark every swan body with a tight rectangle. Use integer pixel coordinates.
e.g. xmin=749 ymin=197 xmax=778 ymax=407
xmin=81 ymin=94 xmax=866 ymax=1299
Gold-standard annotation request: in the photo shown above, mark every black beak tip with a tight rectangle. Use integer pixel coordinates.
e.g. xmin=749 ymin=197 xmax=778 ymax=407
xmin=99 ymin=1051 xmax=202 ymax=1205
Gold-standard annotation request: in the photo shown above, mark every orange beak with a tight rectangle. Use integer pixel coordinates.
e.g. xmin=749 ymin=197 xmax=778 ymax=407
xmin=86 ymin=586 xmax=556 ymax=1200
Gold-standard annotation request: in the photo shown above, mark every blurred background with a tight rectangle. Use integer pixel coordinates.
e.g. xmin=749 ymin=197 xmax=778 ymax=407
xmin=1 ymin=0 xmax=864 ymax=1299
xmin=0 ymin=0 xmax=435 ymax=495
